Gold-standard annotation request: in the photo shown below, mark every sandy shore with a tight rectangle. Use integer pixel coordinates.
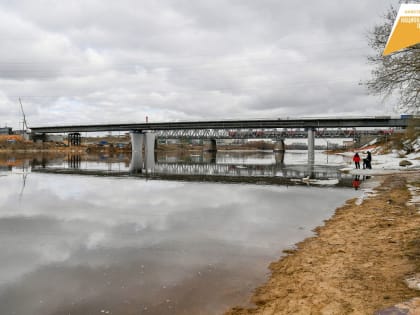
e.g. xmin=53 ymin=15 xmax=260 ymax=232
xmin=226 ymin=171 xmax=420 ymax=314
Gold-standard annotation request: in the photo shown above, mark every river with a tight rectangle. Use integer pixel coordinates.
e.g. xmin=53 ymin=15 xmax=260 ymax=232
xmin=0 ymin=150 xmax=359 ymax=315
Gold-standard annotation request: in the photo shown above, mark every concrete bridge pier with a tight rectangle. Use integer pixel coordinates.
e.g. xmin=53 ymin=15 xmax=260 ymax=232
xmin=307 ymin=128 xmax=315 ymax=165
xmin=273 ymin=139 xmax=285 ymax=152
xmin=144 ymin=132 xmax=156 ymax=173
xmin=68 ymin=132 xmax=81 ymax=146
xmin=307 ymin=128 xmax=315 ymax=178
xmin=129 ymin=131 xmax=144 ymax=174
xmin=274 ymin=151 xmax=285 ymax=164
xmin=307 ymin=162 xmax=315 ymax=180
xmin=204 ymin=139 xmax=217 ymax=152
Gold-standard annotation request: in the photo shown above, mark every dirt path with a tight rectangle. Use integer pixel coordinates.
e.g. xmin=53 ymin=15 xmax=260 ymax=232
xmin=226 ymin=172 xmax=420 ymax=315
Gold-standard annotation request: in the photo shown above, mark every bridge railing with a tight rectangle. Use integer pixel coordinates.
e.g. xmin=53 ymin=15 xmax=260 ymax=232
xmin=154 ymin=128 xmax=395 ymax=139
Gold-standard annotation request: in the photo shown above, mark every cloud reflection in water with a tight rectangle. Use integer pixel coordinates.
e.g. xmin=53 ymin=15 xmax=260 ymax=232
xmin=0 ymin=172 xmax=358 ymax=315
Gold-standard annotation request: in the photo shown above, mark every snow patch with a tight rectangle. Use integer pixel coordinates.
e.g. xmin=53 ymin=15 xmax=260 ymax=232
xmin=355 ymin=188 xmax=377 ymax=206
xmin=340 ymin=143 xmax=420 ymax=175
xmin=407 ymin=184 xmax=420 ymax=209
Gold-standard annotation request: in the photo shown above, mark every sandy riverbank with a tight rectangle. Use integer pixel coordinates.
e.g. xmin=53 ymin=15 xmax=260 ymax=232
xmin=226 ymin=171 xmax=420 ymax=314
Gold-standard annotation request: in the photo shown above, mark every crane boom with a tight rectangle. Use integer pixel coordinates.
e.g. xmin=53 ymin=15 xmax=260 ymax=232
xmin=19 ymin=98 xmax=28 ymax=131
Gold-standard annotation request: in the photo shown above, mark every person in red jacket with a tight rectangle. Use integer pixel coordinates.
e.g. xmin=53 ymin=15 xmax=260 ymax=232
xmin=353 ymin=152 xmax=361 ymax=169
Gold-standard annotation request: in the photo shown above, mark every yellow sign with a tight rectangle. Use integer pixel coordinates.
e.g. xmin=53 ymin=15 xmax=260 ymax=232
xmin=383 ymin=4 xmax=420 ymax=56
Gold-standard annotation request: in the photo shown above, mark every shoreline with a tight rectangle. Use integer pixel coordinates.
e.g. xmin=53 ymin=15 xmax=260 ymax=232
xmin=226 ymin=171 xmax=420 ymax=314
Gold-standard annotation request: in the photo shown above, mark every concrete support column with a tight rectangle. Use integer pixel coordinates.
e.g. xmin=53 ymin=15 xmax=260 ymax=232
xmin=144 ymin=132 xmax=156 ymax=172
xmin=307 ymin=128 xmax=315 ymax=165
xmin=307 ymin=163 xmax=315 ymax=180
xmin=130 ymin=132 xmax=144 ymax=153
xmin=129 ymin=131 xmax=144 ymax=174
xmin=273 ymin=139 xmax=285 ymax=152
xmin=202 ymin=139 xmax=217 ymax=152
xmin=209 ymin=139 xmax=217 ymax=152
xmin=307 ymin=128 xmax=315 ymax=179
xmin=274 ymin=151 xmax=284 ymax=164
xmin=68 ymin=133 xmax=81 ymax=146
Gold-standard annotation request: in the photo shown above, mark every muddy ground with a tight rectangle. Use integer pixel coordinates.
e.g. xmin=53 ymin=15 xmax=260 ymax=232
xmin=226 ymin=172 xmax=420 ymax=315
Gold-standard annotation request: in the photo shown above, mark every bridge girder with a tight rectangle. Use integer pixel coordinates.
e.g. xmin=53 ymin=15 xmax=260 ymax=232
xmin=30 ymin=117 xmax=409 ymax=134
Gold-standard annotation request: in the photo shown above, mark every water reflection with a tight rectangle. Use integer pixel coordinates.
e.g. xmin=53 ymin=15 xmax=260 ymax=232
xmin=352 ymin=174 xmax=372 ymax=191
xmin=68 ymin=154 xmax=82 ymax=169
xmin=0 ymin=165 xmax=359 ymax=315
xmin=352 ymin=175 xmax=361 ymax=190
xmin=27 ymin=151 xmax=353 ymax=186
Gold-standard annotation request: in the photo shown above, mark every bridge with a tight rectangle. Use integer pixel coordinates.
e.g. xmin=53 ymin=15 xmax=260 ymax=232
xmin=30 ymin=117 xmax=407 ymax=133
xmin=30 ymin=116 xmax=410 ymax=166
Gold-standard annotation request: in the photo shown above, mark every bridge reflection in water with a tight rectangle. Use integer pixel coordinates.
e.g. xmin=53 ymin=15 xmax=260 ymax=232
xmin=32 ymin=150 xmax=354 ymax=187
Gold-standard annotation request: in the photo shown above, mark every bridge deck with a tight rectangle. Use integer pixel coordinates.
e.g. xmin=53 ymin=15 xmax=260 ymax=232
xmin=30 ymin=117 xmax=409 ymax=133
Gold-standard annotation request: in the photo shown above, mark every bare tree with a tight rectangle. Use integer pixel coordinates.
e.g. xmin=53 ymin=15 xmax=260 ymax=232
xmin=365 ymin=3 xmax=420 ymax=114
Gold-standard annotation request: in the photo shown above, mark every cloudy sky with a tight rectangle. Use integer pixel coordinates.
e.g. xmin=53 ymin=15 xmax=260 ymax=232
xmin=0 ymin=0 xmax=400 ymax=129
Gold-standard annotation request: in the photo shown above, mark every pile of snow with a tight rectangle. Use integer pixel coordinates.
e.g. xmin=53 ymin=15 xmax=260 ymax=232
xmin=411 ymin=138 xmax=420 ymax=152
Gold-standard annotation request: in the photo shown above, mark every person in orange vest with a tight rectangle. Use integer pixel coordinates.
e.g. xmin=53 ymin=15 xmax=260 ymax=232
xmin=352 ymin=152 xmax=361 ymax=169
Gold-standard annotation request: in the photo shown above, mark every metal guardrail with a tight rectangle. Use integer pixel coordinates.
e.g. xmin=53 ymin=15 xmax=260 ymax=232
xmin=155 ymin=128 xmax=395 ymax=139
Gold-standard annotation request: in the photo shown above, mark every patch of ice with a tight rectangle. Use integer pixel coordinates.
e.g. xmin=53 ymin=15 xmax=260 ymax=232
xmin=407 ymin=184 xmax=420 ymax=209
xmin=302 ymin=178 xmax=339 ymax=186
xmin=405 ymin=274 xmax=420 ymax=290
xmin=291 ymin=178 xmax=339 ymax=186
xmin=355 ymin=188 xmax=377 ymax=206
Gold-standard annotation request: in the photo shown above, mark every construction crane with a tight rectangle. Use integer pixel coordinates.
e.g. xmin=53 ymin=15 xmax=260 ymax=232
xmin=18 ymin=98 xmax=28 ymax=131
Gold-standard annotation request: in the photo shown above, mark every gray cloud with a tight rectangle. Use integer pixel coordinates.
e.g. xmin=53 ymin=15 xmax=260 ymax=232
xmin=0 ymin=0 xmax=399 ymax=128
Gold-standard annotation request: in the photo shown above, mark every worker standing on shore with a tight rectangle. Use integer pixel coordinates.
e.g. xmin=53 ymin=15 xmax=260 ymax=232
xmin=353 ymin=152 xmax=361 ymax=169
xmin=363 ymin=151 xmax=372 ymax=169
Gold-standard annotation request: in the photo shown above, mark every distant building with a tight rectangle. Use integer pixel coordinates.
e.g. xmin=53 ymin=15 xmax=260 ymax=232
xmin=0 ymin=127 xmax=12 ymax=135
xmin=343 ymin=140 xmax=355 ymax=148
xmin=165 ymin=139 xmax=180 ymax=145
xmin=45 ymin=134 xmax=64 ymax=142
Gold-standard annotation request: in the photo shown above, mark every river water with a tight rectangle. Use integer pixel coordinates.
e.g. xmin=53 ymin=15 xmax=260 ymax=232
xmin=0 ymin=151 xmax=359 ymax=315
